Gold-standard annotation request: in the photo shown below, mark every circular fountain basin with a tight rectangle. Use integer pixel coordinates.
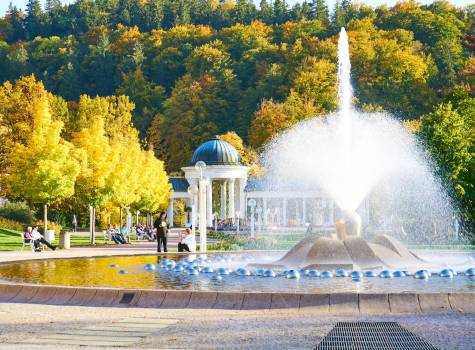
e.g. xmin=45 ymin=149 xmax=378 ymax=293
xmin=0 ymin=251 xmax=473 ymax=294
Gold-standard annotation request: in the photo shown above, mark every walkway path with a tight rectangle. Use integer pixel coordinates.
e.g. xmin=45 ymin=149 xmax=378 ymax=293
xmin=0 ymin=229 xmax=217 ymax=264
xmin=0 ymin=303 xmax=473 ymax=349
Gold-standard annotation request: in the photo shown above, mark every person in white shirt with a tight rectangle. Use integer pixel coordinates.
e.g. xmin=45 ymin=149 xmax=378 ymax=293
xmin=178 ymin=228 xmax=196 ymax=252
xmin=31 ymin=226 xmax=57 ymax=251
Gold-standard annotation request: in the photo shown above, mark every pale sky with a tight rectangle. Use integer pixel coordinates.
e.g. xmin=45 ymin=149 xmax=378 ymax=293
xmin=1 ymin=0 xmax=472 ymax=17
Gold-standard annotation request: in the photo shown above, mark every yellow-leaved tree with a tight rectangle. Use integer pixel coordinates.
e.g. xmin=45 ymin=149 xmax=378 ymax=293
xmin=110 ymin=131 xmax=142 ymax=225
xmin=5 ymin=98 xmax=79 ymax=234
xmin=72 ymin=117 xmax=117 ymax=244
xmin=132 ymin=149 xmax=171 ymax=217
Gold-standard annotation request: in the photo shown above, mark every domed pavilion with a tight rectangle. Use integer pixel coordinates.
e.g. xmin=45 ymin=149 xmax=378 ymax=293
xmin=167 ymin=136 xmax=369 ymax=231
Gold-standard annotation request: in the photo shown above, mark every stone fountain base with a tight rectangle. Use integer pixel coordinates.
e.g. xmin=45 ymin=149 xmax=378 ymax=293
xmin=250 ymin=234 xmax=433 ymax=270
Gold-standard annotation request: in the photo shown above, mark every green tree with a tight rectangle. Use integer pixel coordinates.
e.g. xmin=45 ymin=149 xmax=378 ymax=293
xmin=419 ymin=93 xmax=474 ymax=235
xmin=116 ymin=69 xmax=166 ymax=137
xmin=24 ymin=0 xmax=44 ymax=39
xmin=311 ymin=0 xmax=329 ymax=25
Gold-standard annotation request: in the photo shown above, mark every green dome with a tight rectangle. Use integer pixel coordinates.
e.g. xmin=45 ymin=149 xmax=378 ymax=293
xmin=191 ymin=136 xmax=242 ymax=166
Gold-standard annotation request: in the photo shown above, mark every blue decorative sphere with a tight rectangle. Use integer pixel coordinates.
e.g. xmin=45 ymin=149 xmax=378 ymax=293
xmin=216 ymin=267 xmax=229 ymax=275
xmin=300 ymin=269 xmax=310 ymax=276
xmin=414 ymin=270 xmax=430 ymax=279
xmin=393 ymin=271 xmax=406 ymax=278
xmin=144 ymin=263 xmax=156 ymax=271
xmin=255 ymin=268 xmax=265 ymax=276
xmin=210 ymin=275 xmax=223 ymax=281
xmin=321 ymin=271 xmax=333 ymax=278
xmin=335 ymin=269 xmax=349 ymax=277
xmin=263 ymin=269 xmax=276 ymax=277
xmin=364 ymin=271 xmax=376 ymax=277
xmin=307 ymin=270 xmax=320 ymax=277
xmin=188 ymin=269 xmax=199 ymax=275
xmin=118 ymin=270 xmax=128 ymax=274
xmin=350 ymin=271 xmax=363 ymax=279
xmin=379 ymin=270 xmax=393 ymax=278
xmin=174 ymin=265 xmax=184 ymax=272
xmin=202 ymin=266 xmax=214 ymax=273
xmin=465 ymin=267 xmax=475 ymax=276
xmin=236 ymin=268 xmax=251 ymax=276
xmin=286 ymin=270 xmax=300 ymax=279
xmin=110 ymin=264 xmax=118 ymax=268
xmin=439 ymin=269 xmax=454 ymax=278
xmin=166 ymin=262 xmax=176 ymax=269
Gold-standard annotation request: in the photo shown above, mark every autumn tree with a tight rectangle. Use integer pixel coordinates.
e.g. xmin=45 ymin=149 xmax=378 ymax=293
xmin=4 ymin=98 xmax=79 ymax=233
xmin=71 ymin=117 xmax=117 ymax=243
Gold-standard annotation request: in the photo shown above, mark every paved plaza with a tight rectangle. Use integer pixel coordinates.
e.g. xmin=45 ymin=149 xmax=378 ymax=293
xmin=0 ymin=302 xmax=473 ymax=349
xmin=0 ymin=239 xmax=474 ymax=349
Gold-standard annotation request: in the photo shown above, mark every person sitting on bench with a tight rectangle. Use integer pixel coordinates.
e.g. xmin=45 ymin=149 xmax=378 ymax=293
xmin=178 ymin=228 xmax=196 ymax=252
xmin=31 ymin=226 xmax=57 ymax=251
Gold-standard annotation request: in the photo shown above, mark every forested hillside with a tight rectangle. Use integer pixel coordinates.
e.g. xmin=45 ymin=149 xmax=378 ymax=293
xmin=0 ymin=0 xmax=473 ymax=226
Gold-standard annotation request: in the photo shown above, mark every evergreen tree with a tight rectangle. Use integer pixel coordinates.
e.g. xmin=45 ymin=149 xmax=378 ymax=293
xmin=258 ymin=0 xmax=274 ymax=24
xmin=24 ymin=0 xmax=44 ymax=39
xmin=312 ymin=0 xmax=329 ymax=25
xmin=6 ymin=3 xmax=26 ymax=42
xmin=273 ymin=0 xmax=289 ymax=24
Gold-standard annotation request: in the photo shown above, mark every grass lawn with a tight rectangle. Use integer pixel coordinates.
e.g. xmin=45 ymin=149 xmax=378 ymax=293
xmin=0 ymin=228 xmax=131 ymax=251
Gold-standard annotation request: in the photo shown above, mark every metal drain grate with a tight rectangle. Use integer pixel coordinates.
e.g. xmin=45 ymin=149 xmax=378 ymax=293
xmin=316 ymin=322 xmax=439 ymax=350
xmin=119 ymin=292 xmax=135 ymax=304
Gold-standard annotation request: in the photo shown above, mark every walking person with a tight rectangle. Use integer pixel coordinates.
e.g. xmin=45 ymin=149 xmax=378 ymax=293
xmin=72 ymin=215 xmax=78 ymax=232
xmin=154 ymin=212 xmax=168 ymax=252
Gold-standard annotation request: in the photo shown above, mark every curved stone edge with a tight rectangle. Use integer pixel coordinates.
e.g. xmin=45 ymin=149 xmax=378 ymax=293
xmin=0 ymin=283 xmax=473 ymax=314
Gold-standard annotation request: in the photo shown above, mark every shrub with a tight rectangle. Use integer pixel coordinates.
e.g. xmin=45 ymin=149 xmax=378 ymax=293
xmin=0 ymin=217 xmax=25 ymax=231
xmin=0 ymin=202 xmax=36 ymax=224
xmin=33 ymin=220 xmax=63 ymax=234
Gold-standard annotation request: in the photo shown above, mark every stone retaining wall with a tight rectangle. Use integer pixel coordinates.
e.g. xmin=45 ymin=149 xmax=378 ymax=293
xmin=0 ymin=283 xmax=474 ymax=314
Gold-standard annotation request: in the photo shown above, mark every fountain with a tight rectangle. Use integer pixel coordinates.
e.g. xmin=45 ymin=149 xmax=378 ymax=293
xmin=252 ymin=28 xmax=456 ymax=271
xmin=0 ymin=29 xmax=472 ymax=304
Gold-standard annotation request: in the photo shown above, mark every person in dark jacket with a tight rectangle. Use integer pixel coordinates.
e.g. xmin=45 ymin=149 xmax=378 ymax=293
xmin=154 ymin=212 xmax=168 ymax=252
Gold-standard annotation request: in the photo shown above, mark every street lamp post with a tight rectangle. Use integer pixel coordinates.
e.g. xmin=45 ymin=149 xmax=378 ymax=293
xmin=256 ymin=206 xmax=262 ymax=234
xmin=248 ymin=198 xmax=256 ymax=238
xmin=235 ymin=210 xmax=240 ymax=234
xmin=195 ymin=161 xmax=207 ymax=252
xmin=187 ymin=184 xmax=198 ymax=237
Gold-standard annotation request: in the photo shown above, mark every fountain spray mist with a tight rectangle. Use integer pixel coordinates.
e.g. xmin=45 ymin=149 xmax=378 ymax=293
xmin=263 ymin=28 xmax=457 ymax=243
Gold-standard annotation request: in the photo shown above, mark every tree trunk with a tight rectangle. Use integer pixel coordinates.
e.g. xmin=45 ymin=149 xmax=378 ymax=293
xmin=44 ymin=204 xmax=48 ymax=234
xmin=90 ymin=205 xmax=96 ymax=245
xmin=119 ymin=207 xmax=123 ymax=227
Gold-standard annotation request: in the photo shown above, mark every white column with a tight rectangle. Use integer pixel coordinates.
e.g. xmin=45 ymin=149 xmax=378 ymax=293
xmin=296 ymin=199 xmax=300 ymax=224
xmin=228 ymin=178 xmax=235 ymax=222
xmin=263 ymin=197 xmax=268 ymax=226
xmin=220 ymin=181 xmax=227 ymax=220
xmin=328 ymin=199 xmax=334 ymax=225
xmin=302 ymin=198 xmax=306 ymax=225
xmin=283 ymin=198 xmax=287 ymax=226
xmin=167 ymin=198 xmax=174 ymax=227
xmin=206 ymin=178 xmax=213 ymax=227
xmin=199 ymin=178 xmax=207 ymax=252
xmin=238 ymin=177 xmax=247 ymax=219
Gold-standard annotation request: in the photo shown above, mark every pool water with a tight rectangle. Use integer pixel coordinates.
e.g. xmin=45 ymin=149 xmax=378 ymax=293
xmin=0 ymin=251 xmax=474 ymax=293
